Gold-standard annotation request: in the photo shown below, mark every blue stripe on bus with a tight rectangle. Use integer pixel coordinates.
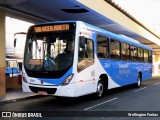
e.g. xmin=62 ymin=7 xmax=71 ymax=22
xmin=99 ymin=59 xmax=152 ymax=86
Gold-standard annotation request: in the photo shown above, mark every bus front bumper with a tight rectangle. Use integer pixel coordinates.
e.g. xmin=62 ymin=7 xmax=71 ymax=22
xmin=22 ymin=82 xmax=77 ymax=97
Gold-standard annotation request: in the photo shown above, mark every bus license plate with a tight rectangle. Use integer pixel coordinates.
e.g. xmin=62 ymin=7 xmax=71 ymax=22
xmin=38 ymin=90 xmax=48 ymax=95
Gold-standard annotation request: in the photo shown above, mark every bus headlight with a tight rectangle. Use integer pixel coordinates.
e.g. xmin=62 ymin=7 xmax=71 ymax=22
xmin=62 ymin=74 xmax=74 ymax=85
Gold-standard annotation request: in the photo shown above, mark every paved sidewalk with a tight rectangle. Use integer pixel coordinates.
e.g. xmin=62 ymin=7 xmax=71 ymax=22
xmin=0 ymin=89 xmax=38 ymax=103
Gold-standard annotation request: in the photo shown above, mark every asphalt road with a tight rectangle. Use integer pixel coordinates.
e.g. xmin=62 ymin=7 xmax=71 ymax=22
xmin=1 ymin=76 xmax=160 ymax=120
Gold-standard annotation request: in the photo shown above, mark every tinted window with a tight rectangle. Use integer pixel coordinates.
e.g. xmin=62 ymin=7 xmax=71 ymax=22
xmin=110 ymin=39 xmax=120 ymax=60
xmin=149 ymin=51 xmax=152 ymax=63
xmin=97 ymin=35 xmax=109 ymax=59
xmin=144 ymin=50 xmax=149 ymax=62
xmin=130 ymin=45 xmax=137 ymax=61
xmin=138 ymin=48 xmax=144 ymax=62
xmin=122 ymin=42 xmax=130 ymax=61
xmin=78 ymin=39 xmax=94 ymax=72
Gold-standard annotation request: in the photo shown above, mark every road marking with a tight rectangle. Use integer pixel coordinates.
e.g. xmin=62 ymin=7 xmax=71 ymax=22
xmin=84 ymin=98 xmax=117 ymax=111
xmin=134 ymin=87 xmax=147 ymax=92
xmin=154 ymin=82 xmax=160 ymax=86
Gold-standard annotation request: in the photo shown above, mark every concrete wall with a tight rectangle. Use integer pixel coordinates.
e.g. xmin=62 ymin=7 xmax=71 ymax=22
xmin=0 ymin=8 xmax=6 ymax=96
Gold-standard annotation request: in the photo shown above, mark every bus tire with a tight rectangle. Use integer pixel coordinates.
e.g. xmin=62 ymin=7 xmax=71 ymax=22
xmin=135 ymin=74 xmax=141 ymax=88
xmin=94 ymin=80 xmax=104 ymax=99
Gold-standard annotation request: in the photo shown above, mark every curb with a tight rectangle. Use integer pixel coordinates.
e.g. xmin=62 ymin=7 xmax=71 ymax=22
xmin=0 ymin=95 xmax=44 ymax=104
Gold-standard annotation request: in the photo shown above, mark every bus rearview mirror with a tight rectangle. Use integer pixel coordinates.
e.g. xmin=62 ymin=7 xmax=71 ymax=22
xmin=79 ymin=36 xmax=86 ymax=48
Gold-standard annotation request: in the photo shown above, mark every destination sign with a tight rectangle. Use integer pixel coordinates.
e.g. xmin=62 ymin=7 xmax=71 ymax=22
xmin=34 ymin=24 xmax=70 ymax=33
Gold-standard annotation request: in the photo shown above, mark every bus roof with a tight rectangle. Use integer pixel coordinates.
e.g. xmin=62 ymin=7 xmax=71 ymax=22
xmin=79 ymin=21 xmax=152 ymax=51
xmin=31 ymin=20 xmax=152 ymax=51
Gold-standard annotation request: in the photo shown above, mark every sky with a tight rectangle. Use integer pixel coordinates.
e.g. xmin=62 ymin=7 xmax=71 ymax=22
xmin=112 ymin=0 xmax=160 ymax=36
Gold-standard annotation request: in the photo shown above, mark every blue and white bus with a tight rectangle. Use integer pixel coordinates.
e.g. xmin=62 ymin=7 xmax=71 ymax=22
xmin=6 ymin=59 xmax=20 ymax=77
xmin=22 ymin=21 xmax=152 ymax=98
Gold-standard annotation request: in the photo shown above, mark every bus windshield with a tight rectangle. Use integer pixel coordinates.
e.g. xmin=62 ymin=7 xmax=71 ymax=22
xmin=24 ymin=32 xmax=75 ymax=78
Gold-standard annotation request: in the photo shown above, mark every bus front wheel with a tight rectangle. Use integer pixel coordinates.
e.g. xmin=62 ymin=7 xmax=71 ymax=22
xmin=94 ymin=80 xmax=104 ymax=99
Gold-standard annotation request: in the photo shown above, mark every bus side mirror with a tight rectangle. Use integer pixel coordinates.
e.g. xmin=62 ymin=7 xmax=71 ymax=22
xmin=79 ymin=36 xmax=86 ymax=48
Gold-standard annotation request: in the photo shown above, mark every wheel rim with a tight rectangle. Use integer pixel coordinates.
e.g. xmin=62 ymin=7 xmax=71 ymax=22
xmin=97 ymin=82 xmax=103 ymax=97
xmin=137 ymin=77 xmax=141 ymax=87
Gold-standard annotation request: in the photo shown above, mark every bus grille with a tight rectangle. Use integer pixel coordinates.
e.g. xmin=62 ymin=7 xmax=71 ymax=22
xmin=29 ymin=86 xmax=57 ymax=94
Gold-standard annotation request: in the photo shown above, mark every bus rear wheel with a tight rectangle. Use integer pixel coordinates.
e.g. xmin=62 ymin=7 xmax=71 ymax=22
xmin=135 ymin=75 xmax=141 ymax=88
xmin=94 ymin=80 xmax=104 ymax=99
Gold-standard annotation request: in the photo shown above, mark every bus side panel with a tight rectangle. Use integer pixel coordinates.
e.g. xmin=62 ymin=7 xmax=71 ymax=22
xmin=99 ymin=60 xmax=140 ymax=86
xmin=120 ymin=61 xmax=135 ymax=85
xmin=92 ymin=59 xmax=152 ymax=88
xmin=76 ymin=57 xmax=121 ymax=96
xmin=129 ymin=62 xmax=139 ymax=84
xmin=76 ymin=65 xmax=97 ymax=96
xmin=142 ymin=63 xmax=152 ymax=81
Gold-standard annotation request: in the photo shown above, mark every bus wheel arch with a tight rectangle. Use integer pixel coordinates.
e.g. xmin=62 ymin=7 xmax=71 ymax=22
xmin=94 ymin=74 xmax=108 ymax=99
xmin=99 ymin=74 xmax=108 ymax=90
xmin=135 ymin=72 xmax=142 ymax=88
xmin=139 ymin=72 xmax=142 ymax=80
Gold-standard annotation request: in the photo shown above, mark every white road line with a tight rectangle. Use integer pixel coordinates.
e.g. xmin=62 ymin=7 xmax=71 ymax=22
xmin=84 ymin=98 xmax=117 ymax=111
xmin=134 ymin=87 xmax=147 ymax=92
xmin=154 ymin=82 xmax=160 ymax=86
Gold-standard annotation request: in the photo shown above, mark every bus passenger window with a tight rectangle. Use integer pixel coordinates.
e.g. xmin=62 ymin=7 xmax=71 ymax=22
xmin=78 ymin=38 xmax=94 ymax=72
xmin=149 ymin=51 xmax=152 ymax=63
xmin=110 ymin=39 xmax=120 ymax=60
xmin=144 ymin=50 xmax=149 ymax=62
xmin=122 ymin=42 xmax=130 ymax=61
xmin=138 ymin=48 xmax=144 ymax=62
xmin=130 ymin=45 xmax=137 ymax=61
xmin=97 ymin=35 xmax=109 ymax=59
